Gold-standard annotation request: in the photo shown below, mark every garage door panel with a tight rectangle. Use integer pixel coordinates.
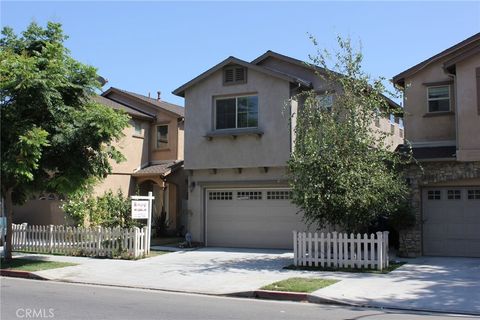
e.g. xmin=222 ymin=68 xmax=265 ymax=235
xmin=423 ymin=187 xmax=480 ymax=257
xmin=206 ymin=189 xmax=308 ymax=249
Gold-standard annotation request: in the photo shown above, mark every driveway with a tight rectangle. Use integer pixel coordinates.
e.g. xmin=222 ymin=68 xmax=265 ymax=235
xmin=27 ymin=248 xmax=318 ymax=294
xmin=17 ymin=249 xmax=480 ymax=315
xmin=313 ymin=256 xmax=480 ymax=315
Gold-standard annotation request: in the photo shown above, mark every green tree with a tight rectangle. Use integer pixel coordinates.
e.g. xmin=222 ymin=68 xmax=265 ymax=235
xmin=288 ymin=36 xmax=410 ymax=233
xmin=0 ymin=22 xmax=130 ymax=260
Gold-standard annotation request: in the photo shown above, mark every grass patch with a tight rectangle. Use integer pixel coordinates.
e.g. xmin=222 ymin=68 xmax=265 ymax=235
xmin=150 ymin=237 xmax=183 ymax=246
xmin=1 ymin=258 xmax=77 ymax=272
xmin=145 ymin=250 xmax=170 ymax=258
xmin=284 ymin=261 xmax=406 ymax=274
xmin=261 ymin=277 xmax=338 ymax=293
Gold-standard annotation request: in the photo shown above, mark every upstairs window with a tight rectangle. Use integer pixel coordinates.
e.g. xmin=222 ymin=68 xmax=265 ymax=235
xmin=316 ymin=94 xmax=334 ymax=111
xmin=156 ymin=125 xmax=169 ymax=149
xmin=215 ymin=95 xmax=258 ymax=130
xmin=223 ymin=66 xmax=247 ymax=85
xmin=427 ymin=86 xmax=450 ymax=112
xmin=133 ymin=120 xmax=142 ymax=135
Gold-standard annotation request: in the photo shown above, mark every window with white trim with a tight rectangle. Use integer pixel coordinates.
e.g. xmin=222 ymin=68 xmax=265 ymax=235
xmin=467 ymin=189 xmax=480 ymax=200
xmin=447 ymin=190 xmax=461 ymax=200
xmin=133 ymin=120 xmax=142 ymax=135
xmin=209 ymin=191 xmax=233 ymax=200
xmin=427 ymin=86 xmax=450 ymax=112
xmin=267 ymin=191 xmax=292 ymax=200
xmin=156 ymin=125 xmax=169 ymax=149
xmin=427 ymin=190 xmax=441 ymax=200
xmin=237 ymin=191 xmax=262 ymax=200
xmin=215 ymin=96 xmax=258 ymax=130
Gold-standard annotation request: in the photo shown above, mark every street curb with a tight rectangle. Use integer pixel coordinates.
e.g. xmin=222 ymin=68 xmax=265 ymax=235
xmin=254 ymin=290 xmax=309 ymax=302
xmin=6 ymin=276 xmax=479 ymax=317
xmin=0 ymin=270 xmax=47 ymax=280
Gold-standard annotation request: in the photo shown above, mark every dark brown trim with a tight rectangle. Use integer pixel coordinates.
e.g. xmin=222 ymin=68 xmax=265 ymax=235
xmin=392 ymin=32 xmax=480 ymax=87
xmin=422 ymin=80 xmax=453 ymax=87
xmin=444 ymin=44 xmax=480 ymax=70
xmin=423 ymin=111 xmax=455 ymax=118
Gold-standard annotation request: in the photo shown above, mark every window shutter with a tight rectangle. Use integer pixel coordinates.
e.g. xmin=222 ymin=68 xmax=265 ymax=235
xmin=476 ymin=67 xmax=480 ymax=114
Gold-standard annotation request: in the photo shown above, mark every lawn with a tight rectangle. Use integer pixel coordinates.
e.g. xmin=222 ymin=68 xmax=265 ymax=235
xmin=261 ymin=277 xmax=339 ymax=293
xmin=145 ymin=250 xmax=170 ymax=258
xmin=284 ymin=261 xmax=406 ymax=274
xmin=1 ymin=258 xmax=77 ymax=272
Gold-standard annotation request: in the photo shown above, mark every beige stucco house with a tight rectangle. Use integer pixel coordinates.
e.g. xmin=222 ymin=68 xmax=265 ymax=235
xmin=393 ymin=33 xmax=480 ymax=257
xmin=14 ymin=88 xmax=187 ymax=235
xmin=173 ymin=51 xmax=404 ymax=249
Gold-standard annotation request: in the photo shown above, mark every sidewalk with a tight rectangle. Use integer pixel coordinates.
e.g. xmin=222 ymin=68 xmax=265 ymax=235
xmin=9 ymin=249 xmax=480 ymax=315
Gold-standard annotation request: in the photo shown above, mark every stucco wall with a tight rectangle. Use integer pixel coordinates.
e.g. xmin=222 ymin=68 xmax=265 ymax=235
xmin=110 ymin=120 xmax=150 ymax=174
xmin=403 ymin=63 xmax=456 ymax=144
xmin=184 ymin=68 xmax=292 ymax=170
xmin=13 ymin=199 xmax=69 ymax=225
xmin=93 ymin=174 xmax=133 ymax=197
xmin=260 ymin=56 xmax=404 ymax=150
xmin=456 ymin=54 xmax=480 ymax=161
xmin=150 ymin=111 xmax=181 ymax=162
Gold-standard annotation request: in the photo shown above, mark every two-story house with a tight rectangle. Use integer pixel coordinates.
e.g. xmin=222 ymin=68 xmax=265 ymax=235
xmin=14 ymin=87 xmax=187 ymax=236
xmin=173 ymin=51 xmax=403 ymax=249
xmin=393 ymin=33 xmax=480 ymax=258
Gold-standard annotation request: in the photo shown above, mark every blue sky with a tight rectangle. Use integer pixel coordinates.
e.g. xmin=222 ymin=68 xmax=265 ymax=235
xmin=2 ymin=1 xmax=479 ymax=106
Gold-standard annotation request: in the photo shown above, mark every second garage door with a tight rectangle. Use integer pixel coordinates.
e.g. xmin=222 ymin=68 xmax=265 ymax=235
xmin=423 ymin=187 xmax=480 ymax=257
xmin=206 ymin=189 xmax=307 ymax=249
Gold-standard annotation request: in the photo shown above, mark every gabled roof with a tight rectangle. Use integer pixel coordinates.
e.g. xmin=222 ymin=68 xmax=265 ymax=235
xmin=253 ymin=50 xmax=403 ymax=115
xmin=393 ymin=33 xmax=480 ymax=88
xmin=172 ymin=56 xmax=312 ymax=97
xmin=252 ymin=50 xmax=329 ymax=75
xmin=102 ymin=87 xmax=185 ymax=118
xmin=93 ymin=95 xmax=154 ymax=120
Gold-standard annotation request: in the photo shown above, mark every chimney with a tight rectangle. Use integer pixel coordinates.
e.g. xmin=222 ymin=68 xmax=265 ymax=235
xmin=148 ymin=92 xmax=151 ymax=98
xmin=157 ymin=91 xmax=161 ymax=100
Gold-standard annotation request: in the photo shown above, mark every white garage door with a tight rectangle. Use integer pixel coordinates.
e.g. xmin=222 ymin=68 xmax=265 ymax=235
xmin=206 ymin=189 xmax=307 ymax=249
xmin=423 ymin=187 xmax=480 ymax=257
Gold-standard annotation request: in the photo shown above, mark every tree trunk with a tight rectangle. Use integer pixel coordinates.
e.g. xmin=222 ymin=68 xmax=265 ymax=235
xmin=4 ymin=188 xmax=13 ymax=261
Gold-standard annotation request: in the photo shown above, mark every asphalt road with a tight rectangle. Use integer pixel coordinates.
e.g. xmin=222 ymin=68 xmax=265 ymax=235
xmin=0 ymin=277 xmax=476 ymax=320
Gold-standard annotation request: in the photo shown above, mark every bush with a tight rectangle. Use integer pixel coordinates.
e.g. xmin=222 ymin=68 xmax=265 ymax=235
xmin=63 ymin=189 xmax=141 ymax=228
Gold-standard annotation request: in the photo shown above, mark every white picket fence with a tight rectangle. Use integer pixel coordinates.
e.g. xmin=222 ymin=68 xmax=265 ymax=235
xmin=293 ymin=231 xmax=389 ymax=271
xmin=11 ymin=223 xmax=150 ymax=259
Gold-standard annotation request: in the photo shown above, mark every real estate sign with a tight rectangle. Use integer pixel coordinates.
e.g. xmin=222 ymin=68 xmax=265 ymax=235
xmin=131 ymin=200 xmax=149 ymax=219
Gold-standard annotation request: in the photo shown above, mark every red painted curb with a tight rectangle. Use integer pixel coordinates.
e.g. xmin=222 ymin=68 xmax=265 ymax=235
xmin=0 ymin=269 xmax=46 ymax=280
xmin=254 ymin=290 xmax=309 ymax=302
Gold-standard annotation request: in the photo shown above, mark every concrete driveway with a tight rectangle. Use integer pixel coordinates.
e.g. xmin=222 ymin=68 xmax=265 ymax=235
xmin=314 ymin=256 xmax=480 ymax=315
xmin=18 ymin=249 xmax=480 ymax=315
xmin=28 ymin=248 xmax=317 ymax=294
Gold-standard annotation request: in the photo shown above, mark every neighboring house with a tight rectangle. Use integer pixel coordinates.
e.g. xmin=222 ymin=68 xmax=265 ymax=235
xmin=173 ymin=51 xmax=403 ymax=249
xmin=393 ymin=33 xmax=480 ymax=258
xmin=14 ymin=88 xmax=187 ymax=235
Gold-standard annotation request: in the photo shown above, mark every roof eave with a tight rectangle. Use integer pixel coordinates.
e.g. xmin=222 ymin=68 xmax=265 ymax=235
xmin=104 ymin=87 xmax=183 ymax=119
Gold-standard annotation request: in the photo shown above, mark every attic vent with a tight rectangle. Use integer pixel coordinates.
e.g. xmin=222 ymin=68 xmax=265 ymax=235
xmin=235 ymin=67 xmax=245 ymax=82
xmin=223 ymin=66 xmax=247 ymax=85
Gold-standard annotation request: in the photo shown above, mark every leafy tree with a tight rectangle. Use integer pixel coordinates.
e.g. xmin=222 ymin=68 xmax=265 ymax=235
xmin=288 ymin=36 xmax=410 ymax=233
xmin=0 ymin=22 xmax=130 ymax=260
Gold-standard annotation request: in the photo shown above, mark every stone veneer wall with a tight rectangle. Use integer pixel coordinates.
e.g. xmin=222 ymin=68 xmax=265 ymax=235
xmin=399 ymin=161 xmax=480 ymax=257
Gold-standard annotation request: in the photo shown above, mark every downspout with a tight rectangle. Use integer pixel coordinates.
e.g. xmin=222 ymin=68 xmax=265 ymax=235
xmin=444 ymin=70 xmax=458 ymax=157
